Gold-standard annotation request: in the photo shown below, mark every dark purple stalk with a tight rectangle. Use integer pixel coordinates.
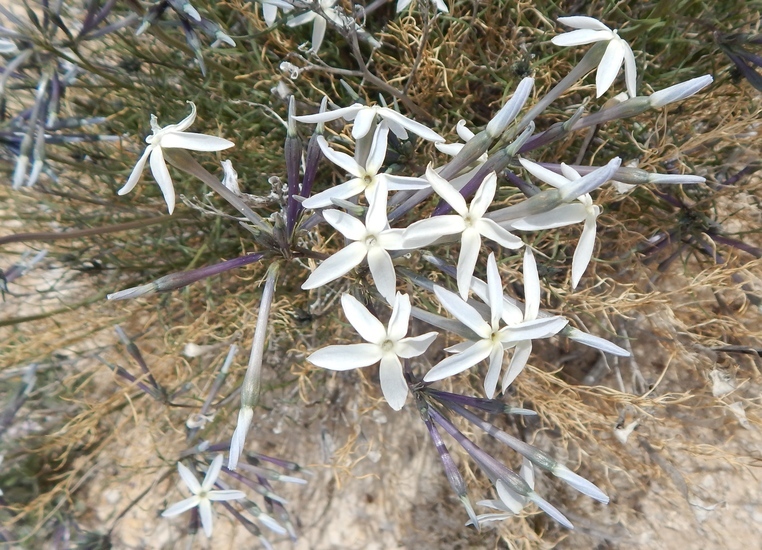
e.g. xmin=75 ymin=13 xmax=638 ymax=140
xmin=429 ymin=388 xmax=537 ymax=416
xmin=285 ymin=97 xmax=302 ymax=236
xmin=418 ymin=398 xmax=478 ymax=527
xmin=115 ymin=326 xmax=161 ymax=392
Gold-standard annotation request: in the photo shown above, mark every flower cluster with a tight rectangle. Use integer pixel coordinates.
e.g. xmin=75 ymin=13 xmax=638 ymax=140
xmin=101 ymin=8 xmax=716 ymax=543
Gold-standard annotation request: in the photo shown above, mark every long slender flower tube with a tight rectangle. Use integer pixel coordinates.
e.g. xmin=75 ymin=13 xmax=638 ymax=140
xmin=448 ymin=401 xmax=609 ymax=503
xmin=229 ymin=264 xmax=279 ymax=470
xmin=302 ymin=122 xmax=429 ymax=209
xmin=308 ymin=293 xmax=438 ymax=410
xmin=107 ymin=252 xmax=264 ymax=300
xmin=118 ymin=102 xmax=234 ymax=214
xmin=427 ymin=402 xmax=573 ymax=529
xmin=403 ymin=167 xmax=523 ymax=299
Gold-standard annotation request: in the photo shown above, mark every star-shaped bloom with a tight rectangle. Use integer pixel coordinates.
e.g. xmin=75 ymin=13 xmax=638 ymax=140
xmin=552 ymin=16 xmax=637 ymax=98
xmin=467 ymin=459 xmax=534 ymax=527
xmin=403 ymin=166 xmax=523 ymax=299
xmin=424 ymin=253 xmax=568 ymax=397
xmin=308 ymin=293 xmax=438 ymax=410
xmin=396 ymin=0 xmax=448 ymax=14
xmin=287 ymin=0 xmax=379 ymax=53
xmin=162 ymin=454 xmax=246 ymax=538
xmin=301 ymin=184 xmax=405 ymax=301
xmin=293 ymin=102 xmax=444 ymax=142
xmin=512 ymin=159 xmax=600 ymax=289
xmin=302 ymin=122 xmax=429 ymax=209
xmin=118 ymin=102 xmax=234 ymax=214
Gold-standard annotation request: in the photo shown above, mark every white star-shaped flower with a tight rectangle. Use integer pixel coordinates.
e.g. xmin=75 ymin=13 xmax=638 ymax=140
xmin=301 ymin=184 xmax=405 ymax=301
xmin=118 ymin=102 xmax=234 ymax=214
xmin=303 ymin=122 xmax=429 ymax=209
xmin=161 ymin=454 xmax=246 ymax=538
xmin=294 ymin=102 xmax=445 ymax=142
xmin=552 ymin=16 xmax=637 ymax=98
xmin=512 ymin=159 xmax=601 ymax=289
xmin=467 ymin=459 xmax=534 ymax=527
xmin=308 ymin=293 xmax=438 ymax=410
xmin=403 ymin=166 xmax=523 ymax=299
xmin=423 ymin=253 xmax=568 ymax=397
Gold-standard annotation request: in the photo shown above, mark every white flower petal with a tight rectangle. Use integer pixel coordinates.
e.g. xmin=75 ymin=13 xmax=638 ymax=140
xmin=509 ymin=203 xmax=587 ymax=231
xmin=483 ymin=343 xmax=505 ymax=398
xmin=519 ymin=158 xmax=572 ymax=189
xmin=557 ymin=16 xmax=612 ymax=31
xmin=434 ymin=285 xmax=490 ymax=338
xmin=352 ymin=107 xmax=377 ymax=140
xmin=365 ymin=179 xmax=390 ymax=234
xmin=396 ymin=0 xmax=413 ymax=13
xmin=522 ymin=247 xmax=540 ymax=321
xmin=424 ymin=339 xmax=493 ymax=382
xmin=228 ymin=406 xmax=253 ymax=470
xmin=552 ymin=464 xmax=609 ymax=503
xmin=456 ymin=228 xmax=481 ymax=300
xmin=118 ymin=146 xmax=152 ymax=196
xmin=551 ymin=28 xmax=612 ymax=47
xmin=367 ymin=246 xmax=397 ymax=302
xmin=397 ymin=332 xmax=438 ymax=358
xmin=201 ymin=455 xmax=223 ymax=491
xmin=308 ymin=343 xmax=383 ymax=369
xmin=207 ymin=489 xmax=247 ymax=501
xmin=149 ymin=147 xmax=176 ymax=214
xmin=496 ymin=480 xmax=527 ymax=513
xmin=435 ymin=142 xmax=465 ymax=157
xmin=469 ymin=172 xmax=497 ymax=218
xmin=379 ymin=354 xmax=408 ymax=410
xmin=323 ymin=209 xmax=367 ymax=240
xmin=565 ymin=327 xmax=630 ymax=356
xmin=263 ymin=3 xmax=278 ymax=26
xmin=311 ymin=15 xmax=327 ymax=53
xmin=502 ymin=340 xmax=532 ymax=391
xmin=159 ymin=132 xmax=234 ymax=151
xmin=426 ymin=165 xmax=468 ymax=216
xmin=403 ymin=216 xmax=464 ymax=248
xmin=302 ymin=179 xmax=366 ymax=209
xmin=378 ymin=107 xmax=445 ymax=142
xmin=596 ymin=39 xmax=625 ymax=97
xmin=500 ymin=316 xmax=568 ymax=343
xmin=382 ymin=174 xmax=430 ymax=190
xmin=175 ymin=102 xmax=198 ymax=132
xmin=486 ymin=253 xmax=503 ymax=327
xmin=162 ymin=496 xmax=201 ymax=517
xmin=317 ymin=136 xmax=363 ymax=177
xmin=476 ymin=218 xmax=523 ymax=249
xmin=199 ymin=499 xmax=214 ymax=537
xmin=387 ymin=293 xmax=410 ymax=342
xmin=301 ymin=241 xmax=368 ymax=289
xmin=366 ymin=122 xmax=389 ymax=175
xmin=177 ymin=464 xmax=202 ymax=494
xmin=571 ymin=215 xmax=597 ymax=289
xmin=341 ymin=293 xmax=387 ymax=343
xmin=294 ymin=104 xmax=362 ymax=124
xmin=622 ymin=39 xmax=637 ymax=98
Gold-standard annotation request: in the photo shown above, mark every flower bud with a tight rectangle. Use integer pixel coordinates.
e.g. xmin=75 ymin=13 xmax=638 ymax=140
xmin=649 ymin=75 xmax=713 ymax=108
